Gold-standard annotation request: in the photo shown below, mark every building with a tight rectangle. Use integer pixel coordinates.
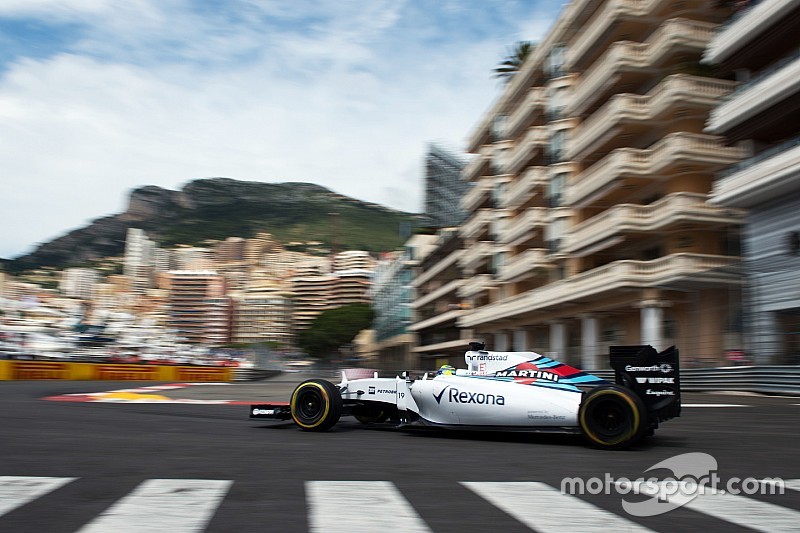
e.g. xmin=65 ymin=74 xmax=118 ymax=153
xmin=705 ymin=0 xmax=800 ymax=364
xmin=123 ymin=228 xmax=157 ymax=295
xmin=408 ymin=229 xmax=468 ymax=368
xmin=424 ymin=144 xmax=470 ymax=228
xmin=457 ymin=0 xmax=744 ymax=367
xmin=332 ymin=250 xmax=376 ymax=272
xmin=290 ymin=273 xmax=336 ymax=333
xmin=231 ymin=286 xmax=294 ymax=347
xmin=60 ymin=268 xmax=99 ymax=300
xmin=165 ymin=271 xmax=230 ymax=344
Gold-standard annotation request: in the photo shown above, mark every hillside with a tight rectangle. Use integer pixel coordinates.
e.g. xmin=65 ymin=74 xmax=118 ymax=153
xmin=8 ymin=178 xmax=422 ymax=271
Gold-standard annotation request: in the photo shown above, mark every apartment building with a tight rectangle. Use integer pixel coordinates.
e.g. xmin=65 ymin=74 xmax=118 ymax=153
xmin=123 ymin=228 xmax=157 ymax=295
xmin=409 ymin=228 xmax=469 ymax=367
xmin=705 ymin=0 xmax=800 ymax=363
xmin=166 ymin=271 xmax=230 ymax=344
xmin=231 ymin=286 xmax=294 ymax=347
xmin=60 ymin=268 xmax=99 ymax=300
xmin=458 ymin=0 xmax=744 ymax=368
xmin=425 ymin=144 xmax=470 ymax=228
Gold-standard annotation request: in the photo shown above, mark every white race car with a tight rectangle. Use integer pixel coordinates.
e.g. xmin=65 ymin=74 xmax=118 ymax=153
xmin=250 ymin=343 xmax=680 ymax=449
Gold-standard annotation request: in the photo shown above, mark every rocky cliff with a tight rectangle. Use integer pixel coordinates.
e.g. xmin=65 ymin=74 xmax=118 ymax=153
xmin=9 ymin=178 xmax=420 ymax=271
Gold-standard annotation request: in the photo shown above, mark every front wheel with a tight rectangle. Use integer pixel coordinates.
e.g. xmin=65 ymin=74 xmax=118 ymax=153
xmin=290 ymin=379 xmax=342 ymax=431
xmin=579 ymin=385 xmax=646 ymax=450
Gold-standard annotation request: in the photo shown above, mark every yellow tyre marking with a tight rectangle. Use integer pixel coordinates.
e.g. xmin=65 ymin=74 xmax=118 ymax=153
xmin=580 ymin=390 xmax=640 ymax=447
xmin=291 ymin=382 xmax=330 ymax=429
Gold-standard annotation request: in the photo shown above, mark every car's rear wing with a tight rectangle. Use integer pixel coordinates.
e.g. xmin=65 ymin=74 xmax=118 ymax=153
xmin=609 ymin=345 xmax=681 ymax=423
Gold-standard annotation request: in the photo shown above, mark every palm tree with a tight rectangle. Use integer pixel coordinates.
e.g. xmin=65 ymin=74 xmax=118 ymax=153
xmin=494 ymin=41 xmax=536 ymax=83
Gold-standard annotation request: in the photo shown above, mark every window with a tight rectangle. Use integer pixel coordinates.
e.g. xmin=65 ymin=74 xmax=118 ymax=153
xmin=548 ymin=173 xmax=567 ymax=207
xmin=547 ymin=44 xmax=566 ymax=79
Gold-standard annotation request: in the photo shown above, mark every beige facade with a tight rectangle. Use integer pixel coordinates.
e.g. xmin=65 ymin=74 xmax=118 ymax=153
xmin=457 ymin=0 xmax=744 ymax=367
xmin=231 ymin=286 xmax=294 ymax=347
xmin=166 ymin=271 xmax=230 ymax=345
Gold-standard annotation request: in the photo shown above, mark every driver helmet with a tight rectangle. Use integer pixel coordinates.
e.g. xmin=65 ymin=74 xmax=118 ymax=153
xmin=437 ymin=364 xmax=456 ymax=376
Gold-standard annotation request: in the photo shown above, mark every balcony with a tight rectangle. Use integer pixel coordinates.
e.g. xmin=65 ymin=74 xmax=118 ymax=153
xmin=499 ymin=207 xmax=549 ymax=244
xmin=408 ymin=308 xmax=463 ymax=332
xmin=500 ymin=166 xmax=548 ymax=210
xmin=706 ymin=53 xmax=800 ymax=136
xmin=457 ymin=273 xmax=494 ymax=298
xmin=497 ymin=248 xmax=551 ymax=282
xmin=460 ymin=209 xmax=494 ymax=240
xmin=704 ymin=0 xmax=798 ymax=66
xmin=567 ymin=0 xmax=649 ymax=71
xmin=412 ymin=249 xmax=462 ymax=288
xmin=569 ymin=74 xmax=736 ymax=160
xmin=500 ymin=126 xmax=548 ymax=176
xmin=711 ymin=139 xmax=800 ymax=208
xmin=567 ymin=18 xmax=717 ymax=117
xmin=412 ymin=279 xmax=464 ymax=309
xmin=461 ymin=179 xmax=493 ymax=212
xmin=459 ymin=253 xmax=740 ymax=328
xmin=505 ymin=87 xmax=546 ymax=139
xmin=563 ymin=192 xmax=746 ymax=254
xmin=567 ymin=132 xmax=745 ymax=208
xmin=458 ymin=241 xmax=493 ymax=272
xmin=461 ymin=146 xmax=491 ymax=183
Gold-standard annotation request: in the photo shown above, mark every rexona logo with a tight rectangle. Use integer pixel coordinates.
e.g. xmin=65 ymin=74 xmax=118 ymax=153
xmin=636 ymin=377 xmax=675 ymax=384
xmin=495 ymin=369 xmax=560 ymax=381
xmin=433 ymin=386 xmax=505 ymax=405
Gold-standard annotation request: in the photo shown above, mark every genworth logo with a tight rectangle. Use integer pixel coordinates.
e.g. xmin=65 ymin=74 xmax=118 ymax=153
xmin=561 ymin=452 xmax=785 ymax=517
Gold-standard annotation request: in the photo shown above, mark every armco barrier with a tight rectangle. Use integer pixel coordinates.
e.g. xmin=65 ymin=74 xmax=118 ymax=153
xmin=0 ymin=360 xmax=232 ymax=382
xmin=592 ymin=366 xmax=800 ymax=395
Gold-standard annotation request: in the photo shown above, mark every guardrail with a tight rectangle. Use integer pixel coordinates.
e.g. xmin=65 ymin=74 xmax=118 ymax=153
xmin=592 ymin=366 xmax=800 ymax=395
xmin=0 ymin=360 xmax=232 ymax=382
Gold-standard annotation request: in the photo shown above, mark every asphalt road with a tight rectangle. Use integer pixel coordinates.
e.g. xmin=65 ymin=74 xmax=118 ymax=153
xmin=1 ymin=375 xmax=799 ymax=532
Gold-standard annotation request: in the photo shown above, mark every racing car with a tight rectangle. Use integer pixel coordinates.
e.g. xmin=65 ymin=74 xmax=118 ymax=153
xmin=250 ymin=343 xmax=680 ymax=449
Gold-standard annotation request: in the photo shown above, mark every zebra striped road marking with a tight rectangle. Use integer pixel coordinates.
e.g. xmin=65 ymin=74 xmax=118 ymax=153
xmin=0 ymin=476 xmax=76 ymax=518
xmin=306 ymin=481 xmax=431 ymax=533
xmin=76 ymin=478 xmax=232 ymax=533
xmin=462 ymin=481 xmax=655 ymax=532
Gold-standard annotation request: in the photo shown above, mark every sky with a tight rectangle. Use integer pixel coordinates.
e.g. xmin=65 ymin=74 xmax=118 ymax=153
xmin=0 ymin=0 xmax=563 ymax=259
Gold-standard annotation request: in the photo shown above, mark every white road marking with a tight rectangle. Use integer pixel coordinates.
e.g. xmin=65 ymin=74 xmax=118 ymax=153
xmin=76 ymin=479 xmax=232 ymax=533
xmin=306 ymin=481 xmax=431 ymax=533
xmin=631 ymin=480 xmax=800 ymax=532
xmin=462 ymin=481 xmax=655 ymax=532
xmin=0 ymin=476 xmax=76 ymax=517
xmin=682 ymin=404 xmax=747 ymax=407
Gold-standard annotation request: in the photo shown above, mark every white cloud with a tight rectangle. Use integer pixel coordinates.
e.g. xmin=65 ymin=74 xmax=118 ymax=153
xmin=0 ymin=1 xmax=562 ymax=259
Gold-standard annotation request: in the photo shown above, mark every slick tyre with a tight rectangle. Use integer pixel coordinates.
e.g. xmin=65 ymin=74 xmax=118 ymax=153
xmin=290 ymin=379 xmax=342 ymax=431
xmin=579 ymin=385 xmax=646 ymax=450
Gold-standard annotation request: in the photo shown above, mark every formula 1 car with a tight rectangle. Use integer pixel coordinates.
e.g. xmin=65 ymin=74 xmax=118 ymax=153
xmin=250 ymin=343 xmax=680 ymax=449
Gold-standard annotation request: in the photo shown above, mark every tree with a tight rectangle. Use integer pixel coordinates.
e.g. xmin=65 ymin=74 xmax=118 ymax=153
xmin=296 ymin=303 xmax=375 ymax=359
xmin=494 ymin=41 xmax=535 ymax=83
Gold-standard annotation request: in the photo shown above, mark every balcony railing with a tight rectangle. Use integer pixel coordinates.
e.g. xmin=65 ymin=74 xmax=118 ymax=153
xmin=460 ymin=253 xmax=740 ymax=327
xmin=568 ymin=18 xmax=717 ymax=116
xmin=458 ymin=241 xmax=493 ymax=271
xmin=500 ymin=126 xmax=548 ymax=175
xmin=569 ymin=74 xmax=735 ymax=159
xmin=460 ymin=179 xmax=492 ymax=212
xmin=500 ymin=166 xmax=548 ymax=209
xmin=461 ymin=146 xmax=491 ymax=182
xmin=412 ymin=279 xmax=464 ymax=309
xmin=457 ymin=273 xmax=494 ymax=298
xmin=568 ymin=0 xmax=647 ymax=70
xmin=499 ymin=207 xmax=549 ymax=244
xmin=563 ymin=192 xmax=746 ymax=253
xmin=567 ymin=132 xmax=745 ymax=206
xmin=712 ymin=138 xmax=800 ymax=207
xmin=506 ymin=87 xmax=546 ymax=139
xmin=707 ymin=52 xmax=800 ymax=134
xmin=497 ymin=248 xmax=550 ymax=282
xmin=459 ymin=209 xmax=493 ymax=239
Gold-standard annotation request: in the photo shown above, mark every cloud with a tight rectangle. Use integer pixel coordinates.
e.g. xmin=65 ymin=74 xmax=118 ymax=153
xmin=0 ymin=1 xmax=562 ymax=259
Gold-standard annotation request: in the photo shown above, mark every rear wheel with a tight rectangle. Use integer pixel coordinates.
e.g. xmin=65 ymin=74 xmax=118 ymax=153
xmin=290 ymin=379 xmax=342 ymax=431
xmin=579 ymin=385 xmax=646 ymax=450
